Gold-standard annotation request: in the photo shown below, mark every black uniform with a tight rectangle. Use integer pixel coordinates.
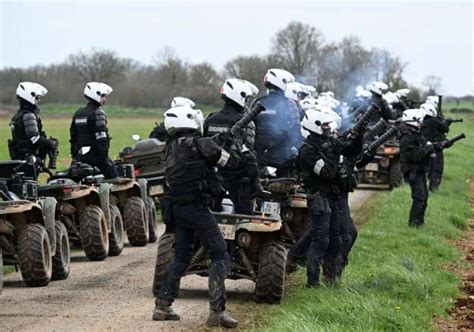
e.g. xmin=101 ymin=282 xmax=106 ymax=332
xmin=420 ymin=115 xmax=449 ymax=191
xmin=9 ymin=99 xmax=55 ymax=163
xmin=399 ymin=124 xmax=436 ymax=227
xmin=149 ymin=122 xmax=169 ymax=142
xmin=70 ymin=100 xmax=118 ymax=178
xmin=254 ymin=89 xmax=302 ymax=177
xmin=369 ymin=93 xmax=396 ymax=122
xmin=392 ymin=99 xmax=409 ymax=119
xmin=291 ymin=133 xmax=342 ymax=286
xmin=157 ymin=131 xmax=239 ymax=313
xmin=204 ymin=100 xmax=259 ymax=214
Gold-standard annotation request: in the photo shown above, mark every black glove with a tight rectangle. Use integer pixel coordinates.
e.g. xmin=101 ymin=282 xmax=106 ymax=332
xmin=442 ymin=140 xmax=454 ymax=149
xmin=216 ymin=131 xmax=234 ymax=148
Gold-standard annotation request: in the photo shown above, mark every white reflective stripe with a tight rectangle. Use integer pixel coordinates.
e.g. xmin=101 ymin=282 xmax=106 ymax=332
xmin=30 ymin=135 xmax=40 ymax=144
xmin=95 ymin=131 xmax=107 ymax=139
xmin=339 ymin=155 xmax=344 ymax=163
xmin=241 ymin=144 xmax=250 ymax=153
xmin=79 ymin=146 xmax=91 ymax=155
xmin=217 ymin=149 xmax=230 ymax=167
xmin=313 ymin=159 xmax=325 ymax=175
xmin=75 ymin=118 xmax=88 ymax=124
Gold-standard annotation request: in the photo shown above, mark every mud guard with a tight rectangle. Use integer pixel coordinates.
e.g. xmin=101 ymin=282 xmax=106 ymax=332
xmin=138 ymin=178 xmax=149 ymax=210
xmin=39 ymin=196 xmax=57 ymax=254
xmin=99 ymin=183 xmax=112 ymax=232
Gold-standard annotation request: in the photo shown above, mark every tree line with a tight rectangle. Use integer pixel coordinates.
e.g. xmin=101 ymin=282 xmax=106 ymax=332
xmin=0 ymin=21 xmax=445 ymax=108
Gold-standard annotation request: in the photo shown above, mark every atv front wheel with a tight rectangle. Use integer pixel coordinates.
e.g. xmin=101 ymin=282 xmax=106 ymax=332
xmin=124 ymin=197 xmax=149 ymax=246
xmin=256 ymin=242 xmax=287 ymax=304
xmin=152 ymin=232 xmax=175 ymax=296
xmin=80 ymin=205 xmax=109 ymax=261
xmin=18 ymin=224 xmax=52 ymax=287
xmin=108 ymin=204 xmax=125 ymax=256
xmin=52 ymin=221 xmax=71 ymax=280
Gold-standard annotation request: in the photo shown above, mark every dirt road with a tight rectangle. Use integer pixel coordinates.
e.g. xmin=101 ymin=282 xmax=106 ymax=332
xmin=0 ymin=189 xmax=373 ymax=331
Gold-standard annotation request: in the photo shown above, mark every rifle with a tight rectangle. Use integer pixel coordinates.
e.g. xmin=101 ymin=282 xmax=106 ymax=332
xmin=438 ymin=95 xmax=443 ymax=116
xmin=438 ymin=133 xmax=466 ymax=149
xmin=445 ymin=117 xmax=463 ymax=125
xmin=344 ymin=103 xmax=381 ymax=140
xmin=366 ymin=126 xmax=399 ymax=153
xmin=363 ymin=119 xmax=388 ymax=143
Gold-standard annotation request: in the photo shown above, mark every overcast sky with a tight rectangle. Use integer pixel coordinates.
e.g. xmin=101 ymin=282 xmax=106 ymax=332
xmin=1 ymin=0 xmax=472 ymax=96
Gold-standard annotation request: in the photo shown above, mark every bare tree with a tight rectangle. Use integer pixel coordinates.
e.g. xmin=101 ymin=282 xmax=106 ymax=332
xmin=371 ymin=48 xmax=407 ymax=90
xmin=271 ymin=21 xmax=324 ymax=76
xmin=422 ymin=75 xmax=442 ymax=95
xmin=67 ymin=49 xmax=133 ymax=82
xmin=223 ymin=55 xmax=269 ymax=93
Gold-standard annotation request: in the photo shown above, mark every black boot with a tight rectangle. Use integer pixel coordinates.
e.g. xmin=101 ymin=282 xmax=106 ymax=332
xmin=207 ymin=310 xmax=238 ymax=328
xmin=152 ymin=301 xmax=180 ymax=321
xmin=286 ymin=255 xmax=298 ymax=273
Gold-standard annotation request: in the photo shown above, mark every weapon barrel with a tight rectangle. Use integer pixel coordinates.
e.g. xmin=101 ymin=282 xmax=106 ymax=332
xmin=367 ymin=126 xmax=399 ymax=152
xmin=230 ymin=103 xmax=265 ymax=135
xmin=349 ymin=103 xmax=381 ymax=138
xmin=446 ymin=133 xmax=466 ymax=145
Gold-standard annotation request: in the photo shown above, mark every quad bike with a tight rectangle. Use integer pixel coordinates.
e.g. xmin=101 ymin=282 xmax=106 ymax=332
xmin=258 ymin=167 xmax=310 ymax=246
xmin=119 ymin=136 xmax=166 ymax=203
xmin=102 ymin=162 xmax=157 ymax=245
xmin=38 ymin=163 xmax=122 ymax=261
xmin=152 ymin=205 xmax=287 ymax=304
xmin=359 ymin=139 xmax=403 ymax=189
xmin=0 ymin=158 xmax=69 ymax=289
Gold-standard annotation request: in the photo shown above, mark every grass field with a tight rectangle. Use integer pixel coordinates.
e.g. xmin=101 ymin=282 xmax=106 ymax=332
xmin=234 ymin=113 xmax=473 ymax=331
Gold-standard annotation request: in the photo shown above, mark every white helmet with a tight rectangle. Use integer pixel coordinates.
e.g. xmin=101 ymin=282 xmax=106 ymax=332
xmin=300 ymin=109 xmax=334 ymax=137
xmin=305 ymin=85 xmax=316 ymax=96
xmin=402 ymin=108 xmax=425 ymax=127
xmin=322 ymin=108 xmax=342 ymax=130
xmin=356 ymin=88 xmax=372 ymax=99
xmin=285 ymin=82 xmax=308 ymax=101
xmin=264 ymin=68 xmax=295 ymax=91
xmin=420 ymin=103 xmax=437 ymax=117
xmin=301 ymin=96 xmax=318 ymax=111
xmin=325 ymin=91 xmax=335 ymax=99
xmin=395 ymin=88 xmax=410 ymax=99
xmin=426 ymin=96 xmax=439 ymax=108
xmin=84 ymin=82 xmax=113 ymax=103
xmin=382 ymin=91 xmax=400 ymax=105
xmin=366 ymin=81 xmax=388 ymax=96
xmin=164 ymin=106 xmax=203 ymax=135
xmin=220 ymin=78 xmax=255 ymax=107
xmin=317 ymin=94 xmax=339 ymax=110
xmin=171 ymin=96 xmax=195 ymax=108
xmin=245 ymin=81 xmax=259 ymax=97
xmin=16 ymin=82 xmax=48 ymax=105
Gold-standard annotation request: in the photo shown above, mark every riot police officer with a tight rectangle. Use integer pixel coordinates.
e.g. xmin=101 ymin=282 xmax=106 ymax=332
xmin=153 ymin=106 xmax=241 ymax=328
xmin=366 ymin=81 xmax=395 ymax=121
xmin=292 ymin=110 xmax=343 ymax=287
xmin=69 ymin=82 xmax=117 ymax=178
xmin=9 ymin=82 xmax=59 ymax=169
xmin=149 ymin=97 xmax=197 ymax=142
xmin=420 ymin=103 xmax=449 ymax=192
xmin=400 ymin=108 xmax=444 ymax=227
xmin=204 ymin=78 xmax=260 ymax=214
xmin=254 ymin=68 xmax=302 ymax=177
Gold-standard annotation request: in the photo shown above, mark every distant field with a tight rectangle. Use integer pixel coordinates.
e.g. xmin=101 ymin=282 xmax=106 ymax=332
xmin=0 ymin=103 xmax=220 ymax=118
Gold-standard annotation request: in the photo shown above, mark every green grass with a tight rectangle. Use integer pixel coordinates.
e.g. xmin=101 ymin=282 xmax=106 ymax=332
xmin=443 ymin=100 xmax=473 ymax=112
xmin=238 ymin=114 xmax=474 ymax=331
xmin=38 ymin=103 xmax=219 ymax=117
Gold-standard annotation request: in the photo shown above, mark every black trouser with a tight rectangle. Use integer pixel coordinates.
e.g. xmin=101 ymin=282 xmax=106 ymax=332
xmin=306 ymin=192 xmax=341 ymax=286
xmin=76 ymin=150 xmax=118 ymax=179
xmin=157 ymin=202 xmax=229 ymax=312
xmin=404 ymin=171 xmax=428 ymax=226
xmin=428 ymin=151 xmax=444 ymax=191
xmin=336 ymin=193 xmax=358 ymax=276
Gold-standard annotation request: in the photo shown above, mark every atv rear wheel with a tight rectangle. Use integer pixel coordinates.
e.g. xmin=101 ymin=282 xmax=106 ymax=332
xmin=18 ymin=224 xmax=52 ymax=287
xmin=256 ymin=242 xmax=287 ymax=304
xmin=108 ymin=204 xmax=124 ymax=256
xmin=152 ymin=232 xmax=175 ymax=296
xmin=80 ymin=205 xmax=109 ymax=261
xmin=389 ymin=158 xmax=403 ymax=189
xmin=52 ymin=221 xmax=71 ymax=280
xmin=147 ymin=197 xmax=158 ymax=243
xmin=124 ymin=197 xmax=149 ymax=246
